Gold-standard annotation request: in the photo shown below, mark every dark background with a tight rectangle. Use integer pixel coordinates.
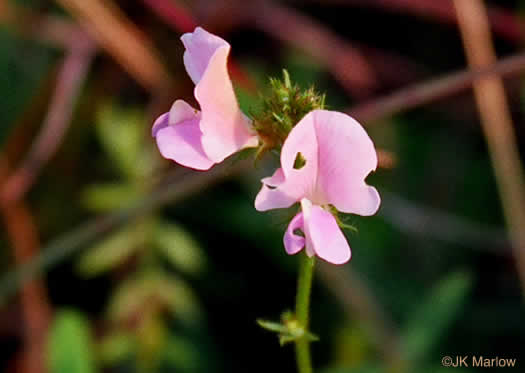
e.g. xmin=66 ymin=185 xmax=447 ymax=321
xmin=1 ymin=0 xmax=524 ymax=372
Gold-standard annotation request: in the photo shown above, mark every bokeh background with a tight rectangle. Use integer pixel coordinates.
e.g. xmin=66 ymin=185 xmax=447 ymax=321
xmin=1 ymin=0 xmax=524 ymax=372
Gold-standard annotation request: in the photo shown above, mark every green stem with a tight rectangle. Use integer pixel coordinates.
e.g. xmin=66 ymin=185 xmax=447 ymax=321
xmin=295 ymin=253 xmax=315 ymax=373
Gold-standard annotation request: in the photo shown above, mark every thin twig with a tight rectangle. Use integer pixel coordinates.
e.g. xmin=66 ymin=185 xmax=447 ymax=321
xmin=297 ymin=0 xmax=524 ymax=45
xmin=239 ymin=0 xmax=381 ymax=98
xmin=141 ymin=0 xmax=197 ymax=33
xmin=0 ymin=0 xmax=81 ymax=47
xmin=453 ymin=0 xmax=525 ymax=293
xmin=1 ymin=36 xmax=95 ymax=204
xmin=348 ymin=51 xmax=525 ymax=122
xmin=55 ymin=0 xmax=171 ymax=92
xmin=0 ymin=161 xmax=250 ymax=306
xmin=380 ymin=192 xmax=508 ymax=252
xmin=196 ymin=0 xmax=426 ymax=97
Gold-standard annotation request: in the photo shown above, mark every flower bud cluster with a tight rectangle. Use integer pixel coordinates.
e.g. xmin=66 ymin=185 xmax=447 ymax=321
xmin=253 ymin=70 xmax=326 ymax=158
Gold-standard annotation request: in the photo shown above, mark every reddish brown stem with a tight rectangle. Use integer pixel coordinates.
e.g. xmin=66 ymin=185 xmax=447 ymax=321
xmin=301 ymin=0 xmax=525 ymax=44
xmin=1 ymin=36 xmax=95 ymax=204
xmin=0 ymin=160 xmax=51 ymax=373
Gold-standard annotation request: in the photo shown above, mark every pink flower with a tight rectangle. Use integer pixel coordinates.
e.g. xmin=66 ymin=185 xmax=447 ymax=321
xmin=152 ymin=27 xmax=258 ymax=170
xmin=255 ymin=110 xmax=380 ymax=264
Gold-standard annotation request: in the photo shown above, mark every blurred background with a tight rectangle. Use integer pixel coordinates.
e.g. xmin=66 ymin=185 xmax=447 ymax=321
xmin=1 ymin=0 xmax=524 ymax=372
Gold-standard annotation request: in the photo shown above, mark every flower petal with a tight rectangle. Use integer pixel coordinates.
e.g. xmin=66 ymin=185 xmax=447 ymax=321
xmin=195 ymin=45 xmax=258 ymax=163
xmin=313 ymin=110 xmax=380 ymax=215
xmin=181 ymin=27 xmax=229 ymax=84
xmin=303 ymin=201 xmax=351 ymax=265
xmin=154 ymin=101 xmax=215 ymax=170
xmin=168 ymin=99 xmax=199 ymax=125
xmin=254 ymin=113 xmax=321 ymax=211
xmin=254 ymin=168 xmax=299 ymax=211
xmin=284 ymin=212 xmax=305 ymax=255
xmin=152 ymin=112 xmax=169 ymax=137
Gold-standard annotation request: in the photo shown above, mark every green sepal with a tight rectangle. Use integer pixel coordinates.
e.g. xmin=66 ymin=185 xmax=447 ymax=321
xmin=328 ymin=205 xmax=359 ymax=233
xmin=256 ymin=319 xmax=288 ymax=334
xmin=257 ymin=311 xmax=319 ymax=346
xmin=253 ymin=70 xmax=327 ymax=155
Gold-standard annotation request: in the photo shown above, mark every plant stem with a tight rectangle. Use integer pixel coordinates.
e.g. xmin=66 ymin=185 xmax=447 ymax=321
xmin=295 ymin=253 xmax=315 ymax=373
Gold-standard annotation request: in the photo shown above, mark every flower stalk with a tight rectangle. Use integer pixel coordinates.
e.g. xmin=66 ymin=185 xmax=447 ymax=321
xmin=295 ymin=253 xmax=315 ymax=373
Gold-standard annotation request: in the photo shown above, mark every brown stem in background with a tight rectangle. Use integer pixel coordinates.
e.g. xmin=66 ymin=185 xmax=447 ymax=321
xmin=54 ymin=0 xmax=171 ymax=92
xmin=1 ymin=36 xmax=95 ymax=205
xmin=348 ymin=51 xmax=525 ymax=122
xmin=197 ymin=0 xmax=426 ymax=96
xmin=141 ymin=0 xmax=196 ymax=33
xmin=453 ymin=0 xmax=525 ymax=293
xmin=237 ymin=0 xmax=381 ymax=98
xmin=0 ymin=0 xmax=82 ymax=47
xmin=299 ymin=0 xmax=525 ymax=45
xmin=0 ymin=160 xmax=51 ymax=373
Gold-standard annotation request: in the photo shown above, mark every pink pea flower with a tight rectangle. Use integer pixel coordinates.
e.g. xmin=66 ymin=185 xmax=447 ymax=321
xmin=255 ymin=110 xmax=380 ymax=264
xmin=152 ymin=27 xmax=258 ymax=170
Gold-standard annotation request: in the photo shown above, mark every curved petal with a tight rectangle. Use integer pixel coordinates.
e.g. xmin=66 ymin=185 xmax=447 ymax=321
xmin=181 ymin=27 xmax=229 ymax=84
xmin=254 ymin=112 xmax=321 ymax=211
xmin=284 ymin=212 xmax=305 ymax=255
xmin=154 ymin=101 xmax=215 ymax=170
xmin=303 ymin=202 xmax=351 ymax=265
xmin=255 ymin=185 xmax=297 ymax=211
xmin=255 ymin=168 xmax=298 ymax=211
xmin=313 ymin=110 xmax=380 ymax=215
xmin=195 ymin=45 xmax=257 ymax=163
xmin=168 ymin=99 xmax=199 ymax=125
xmin=152 ymin=112 xmax=169 ymax=137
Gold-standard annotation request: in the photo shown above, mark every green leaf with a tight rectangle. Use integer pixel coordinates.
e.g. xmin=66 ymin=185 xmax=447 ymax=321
xmin=47 ymin=310 xmax=97 ymax=373
xmin=153 ymin=272 xmax=203 ymax=322
xmin=107 ymin=271 xmax=202 ymax=324
xmin=136 ymin=314 xmax=166 ymax=372
xmin=257 ymin=312 xmax=318 ymax=346
xmin=161 ymin=335 xmax=202 ymax=372
xmin=98 ymin=332 xmax=135 ymax=365
xmin=96 ymin=105 xmax=152 ymax=179
xmin=256 ymin=319 xmax=288 ymax=333
xmin=154 ymin=221 xmax=206 ymax=275
xmin=76 ymin=226 xmax=144 ymax=276
xmin=81 ymin=183 xmax=141 ymax=212
xmin=401 ymin=271 xmax=472 ymax=362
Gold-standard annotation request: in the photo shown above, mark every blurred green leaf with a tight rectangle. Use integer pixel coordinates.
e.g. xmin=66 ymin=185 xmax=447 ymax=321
xmin=401 ymin=271 xmax=472 ymax=363
xmin=107 ymin=274 xmax=153 ymax=324
xmin=161 ymin=335 xmax=202 ymax=372
xmin=333 ymin=324 xmax=372 ymax=367
xmin=137 ymin=314 xmax=166 ymax=372
xmin=154 ymin=221 xmax=206 ymax=275
xmin=82 ymin=183 xmax=141 ymax=212
xmin=48 ymin=310 xmax=96 ymax=373
xmin=153 ymin=271 xmax=203 ymax=322
xmin=96 ymin=105 xmax=152 ymax=179
xmin=98 ymin=332 xmax=135 ymax=365
xmin=77 ymin=226 xmax=145 ymax=276
xmin=235 ymin=86 xmax=262 ymax=119
xmin=107 ymin=271 xmax=202 ymax=324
